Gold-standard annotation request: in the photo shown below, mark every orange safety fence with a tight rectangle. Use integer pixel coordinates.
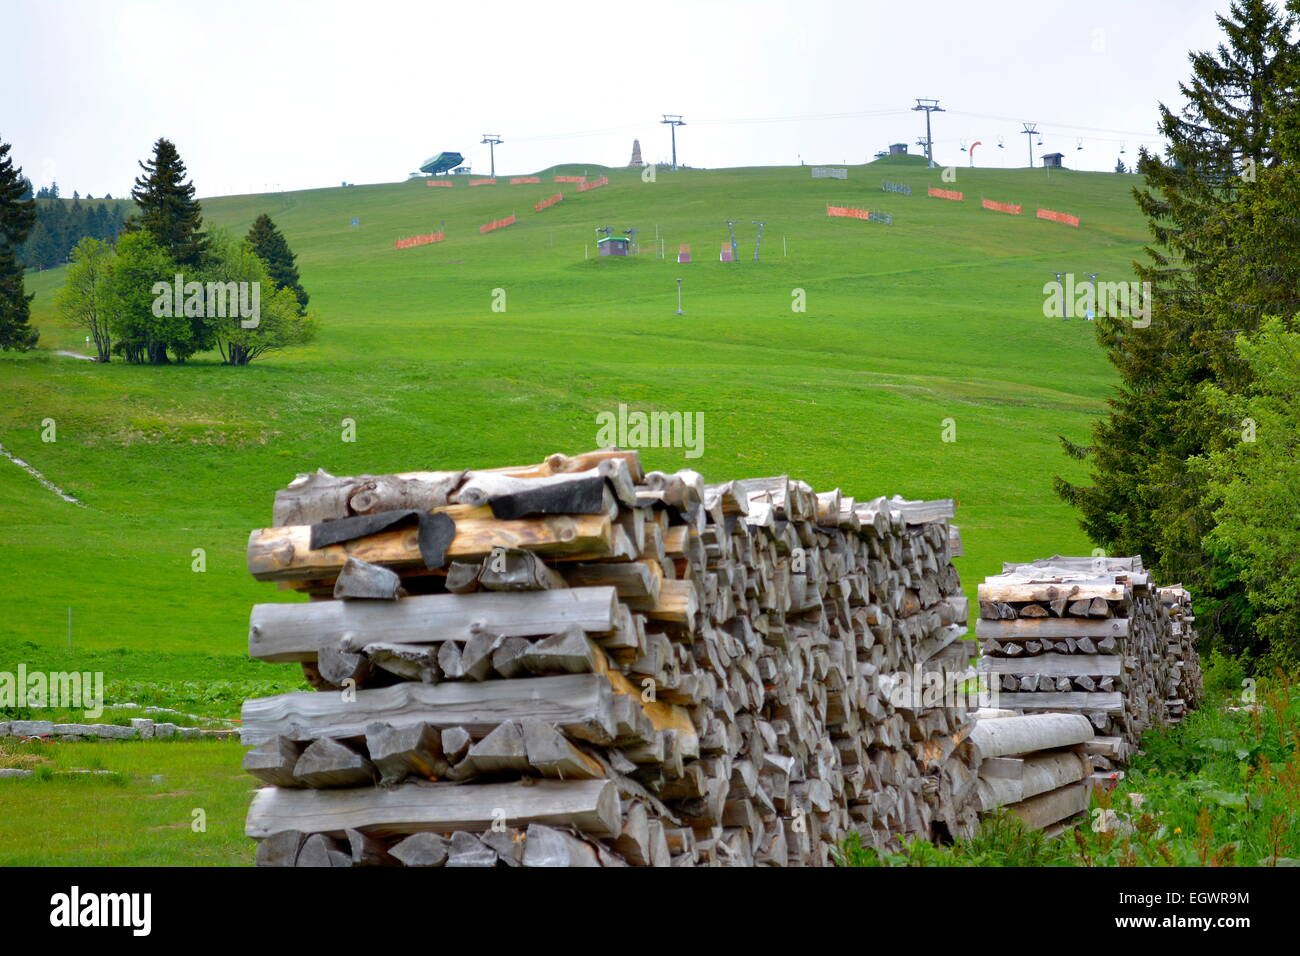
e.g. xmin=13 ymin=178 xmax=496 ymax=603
xmin=554 ymin=175 xmax=586 ymax=183
xmin=425 ymin=180 xmax=453 ymax=187
xmin=510 ymin=176 xmax=541 ymax=185
xmin=533 ymin=193 xmax=564 ymax=212
xmin=827 ymin=204 xmax=871 ymax=220
xmin=576 ymin=176 xmax=609 ymax=193
xmin=394 ymin=232 xmax=445 ymax=250
xmin=982 ymin=199 xmax=1022 ymax=215
xmin=479 ymin=214 xmax=517 ymax=235
xmin=469 ymin=178 xmax=497 ymax=186
xmin=1036 ymin=207 xmax=1080 ymax=227
xmin=928 ymin=187 xmax=963 ymax=201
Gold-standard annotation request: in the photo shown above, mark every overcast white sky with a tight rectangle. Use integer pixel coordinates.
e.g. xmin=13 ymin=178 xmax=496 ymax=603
xmin=3 ymin=0 xmax=1238 ymax=198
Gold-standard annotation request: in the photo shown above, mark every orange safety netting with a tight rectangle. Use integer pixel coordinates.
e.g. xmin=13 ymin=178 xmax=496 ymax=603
xmin=479 ymin=215 xmax=517 ymax=235
xmin=394 ymin=232 xmax=445 ymax=250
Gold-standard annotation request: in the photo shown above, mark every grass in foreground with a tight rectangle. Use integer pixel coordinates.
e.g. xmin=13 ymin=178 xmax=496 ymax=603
xmin=0 ymin=739 xmax=251 ymax=866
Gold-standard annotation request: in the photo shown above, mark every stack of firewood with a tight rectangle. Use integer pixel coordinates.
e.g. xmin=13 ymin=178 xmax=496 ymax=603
xmin=969 ymin=710 xmax=1095 ymax=833
xmin=1159 ymin=585 xmax=1203 ymax=722
xmin=975 ymin=557 xmax=1202 ymax=759
xmin=239 ymin=448 xmax=982 ymax=866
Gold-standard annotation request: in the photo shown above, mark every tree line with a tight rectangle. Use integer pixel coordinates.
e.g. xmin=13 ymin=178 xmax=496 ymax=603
xmin=20 ymin=198 xmax=129 ymax=270
xmin=0 ymin=135 xmax=315 ymax=363
xmin=1056 ymin=0 xmax=1300 ymax=668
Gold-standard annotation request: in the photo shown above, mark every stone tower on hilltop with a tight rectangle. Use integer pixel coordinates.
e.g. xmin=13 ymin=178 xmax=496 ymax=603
xmin=628 ymin=139 xmax=644 ymax=167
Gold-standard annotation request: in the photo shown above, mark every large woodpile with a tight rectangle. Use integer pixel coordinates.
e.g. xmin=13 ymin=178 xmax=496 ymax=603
xmin=975 ymin=557 xmax=1203 ymax=760
xmin=239 ymin=448 xmax=984 ymax=866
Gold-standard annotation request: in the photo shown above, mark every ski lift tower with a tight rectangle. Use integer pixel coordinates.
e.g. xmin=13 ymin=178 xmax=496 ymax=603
xmin=912 ymin=98 xmax=943 ymax=167
xmin=661 ymin=115 xmax=686 ymax=170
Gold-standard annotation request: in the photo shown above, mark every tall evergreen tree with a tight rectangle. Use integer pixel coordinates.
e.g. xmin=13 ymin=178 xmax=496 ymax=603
xmin=0 ymin=136 xmax=38 ymax=350
xmin=246 ymin=213 xmax=308 ymax=313
xmin=127 ymin=138 xmax=207 ymax=362
xmin=128 ymin=137 xmax=207 ymax=267
xmin=1055 ymin=0 xmax=1300 ymax=657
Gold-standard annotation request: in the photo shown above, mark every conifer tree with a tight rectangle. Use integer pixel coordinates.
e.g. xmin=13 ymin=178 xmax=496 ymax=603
xmin=246 ymin=213 xmax=308 ymax=313
xmin=128 ymin=137 xmax=207 ymax=268
xmin=0 ymin=136 xmax=38 ymax=350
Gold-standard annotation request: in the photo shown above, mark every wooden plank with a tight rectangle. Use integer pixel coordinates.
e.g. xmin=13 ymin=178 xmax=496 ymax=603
xmin=1005 ymin=780 xmax=1090 ymax=831
xmin=977 ymin=581 xmax=1128 ymax=604
xmin=969 ymin=713 xmax=1094 ymax=759
xmin=977 ymin=655 xmax=1123 ymax=677
xmin=978 ymin=751 xmax=1089 ymax=810
xmin=248 ymin=587 xmax=620 ymax=662
xmin=240 ymin=673 xmax=617 ymax=746
xmin=247 ymin=508 xmax=613 ymax=582
xmin=975 ymin=618 xmax=1130 ymax=640
xmin=245 ymin=778 xmax=621 ymax=839
xmin=992 ymin=692 xmax=1124 ymax=714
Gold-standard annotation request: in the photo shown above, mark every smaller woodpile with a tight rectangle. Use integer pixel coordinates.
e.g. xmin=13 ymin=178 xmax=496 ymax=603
xmin=975 ymin=557 xmax=1203 ymax=759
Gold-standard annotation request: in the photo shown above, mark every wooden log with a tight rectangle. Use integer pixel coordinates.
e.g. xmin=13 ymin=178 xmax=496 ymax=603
xmin=366 ymin=722 xmax=449 ymax=786
xmin=447 ymin=830 xmax=500 ymax=866
xmin=243 ymin=736 xmax=304 ymax=788
xmin=992 ymin=692 xmax=1124 ymax=714
xmin=461 ymin=721 xmax=532 ymax=776
xmin=295 ymin=832 xmax=351 ymax=867
xmin=388 ymin=832 xmax=449 ymax=867
xmin=359 ymin=642 xmax=440 ymax=683
xmin=975 ymin=618 xmax=1130 ymax=641
xmin=293 ymin=736 xmax=376 ymax=789
xmin=247 ymin=509 xmax=613 ymax=583
xmin=444 ymin=561 xmax=481 ymax=593
xmin=978 ymin=751 xmax=1089 ymax=810
xmin=333 ymin=556 xmax=403 ymax=600
xmin=241 ymin=673 xmax=618 ymax=746
xmin=272 ymin=469 xmax=466 ymax=526
xmin=246 ymin=778 xmax=622 ymax=839
xmin=978 ymin=581 xmax=1128 ymax=604
xmin=346 ymin=828 xmax=399 ymax=866
xmin=480 ymin=827 xmax=526 ymax=866
xmin=441 ymin=727 xmax=473 ymax=764
xmin=977 ymin=654 xmax=1122 ymax=677
xmin=521 ymin=823 xmax=603 ymax=867
xmin=558 ymin=560 xmax=662 ymax=606
xmin=968 ymin=713 xmax=1094 ymax=760
xmin=248 ymin=587 xmax=620 ymax=663
xmin=520 ymin=719 xmax=605 ymax=779
xmin=1005 ymin=781 xmax=1090 ymax=831
xmin=521 ymin=625 xmax=602 ymax=675
xmin=316 ymin=643 xmax=372 ymax=687
xmin=491 ymin=636 xmax=532 ymax=678
xmin=254 ymin=829 xmax=305 ymax=867
xmin=477 ymin=547 xmax=568 ymax=591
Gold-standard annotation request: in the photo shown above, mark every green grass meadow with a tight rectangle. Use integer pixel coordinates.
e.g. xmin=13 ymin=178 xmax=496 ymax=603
xmin=0 ymin=156 xmax=1156 ymax=863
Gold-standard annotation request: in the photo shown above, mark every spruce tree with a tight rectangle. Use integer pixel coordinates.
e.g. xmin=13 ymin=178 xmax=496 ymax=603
xmin=0 ymin=136 xmax=38 ymax=350
xmin=1055 ymin=0 xmax=1300 ymax=656
xmin=128 ymin=137 xmax=207 ymax=268
xmin=246 ymin=213 xmax=308 ymax=313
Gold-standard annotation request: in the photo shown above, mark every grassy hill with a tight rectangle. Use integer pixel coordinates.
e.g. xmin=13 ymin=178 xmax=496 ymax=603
xmin=2 ymin=158 xmax=1147 ymax=677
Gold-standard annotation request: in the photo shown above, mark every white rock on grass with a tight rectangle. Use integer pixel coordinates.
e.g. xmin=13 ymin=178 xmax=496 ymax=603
xmin=52 ymin=724 xmax=96 ymax=737
xmin=10 ymin=720 xmax=53 ymax=737
xmin=0 ymin=722 xmax=10 ymax=736
xmin=95 ymin=725 xmax=136 ymax=740
xmin=153 ymin=723 xmax=178 ymax=739
xmin=0 ymin=768 xmax=34 ymax=779
xmin=130 ymin=718 xmax=156 ymax=738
